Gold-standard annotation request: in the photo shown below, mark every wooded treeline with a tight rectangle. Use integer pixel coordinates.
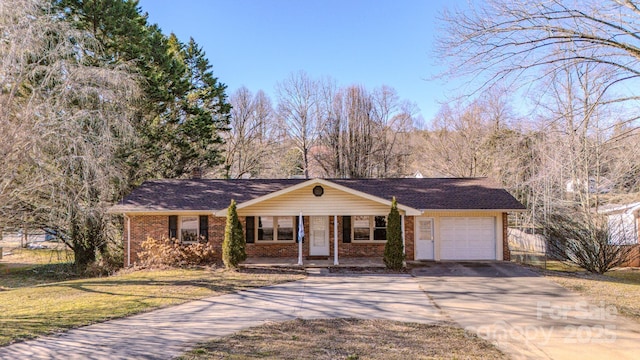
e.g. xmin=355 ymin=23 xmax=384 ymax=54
xmin=222 ymin=72 xmax=416 ymax=180
xmin=2 ymin=0 xmax=640 ymax=270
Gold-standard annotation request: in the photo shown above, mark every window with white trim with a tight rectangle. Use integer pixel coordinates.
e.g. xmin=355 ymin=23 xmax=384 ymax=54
xmin=180 ymin=216 xmax=200 ymax=243
xmin=277 ymin=216 xmax=294 ymax=241
xmin=417 ymin=218 xmax=434 ymax=241
xmin=352 ymin=215 xmax=387 ymax=241
xmin=256 ymin=216 xmax=295 ymax=242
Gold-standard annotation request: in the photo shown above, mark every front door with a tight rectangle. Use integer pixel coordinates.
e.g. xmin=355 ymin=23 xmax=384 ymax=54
xmin=309 ymin=216 xmax=329 ymax=256
xmin=415 ymin=217 xmax=434 ymax=260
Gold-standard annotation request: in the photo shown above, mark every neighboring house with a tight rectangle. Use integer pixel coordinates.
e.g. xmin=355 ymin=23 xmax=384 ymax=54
xmin=109 ymin=177 xmax=526 ymax=267
xmin=599 ymin=202 xmax=640 ymax=267
xmin=565 ymin=177 xmax=612 ymax=194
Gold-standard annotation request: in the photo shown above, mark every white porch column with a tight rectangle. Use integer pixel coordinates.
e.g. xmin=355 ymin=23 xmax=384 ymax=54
xmin=334 ymin=215 xmax=339 ymax=265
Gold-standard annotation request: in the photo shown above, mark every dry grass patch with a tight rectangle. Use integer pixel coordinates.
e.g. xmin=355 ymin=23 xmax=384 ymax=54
xmin=180 ymin=318 xmax=506 ymax=360
xmin=542 ymin=267 xmax=640 ymax=323
xmin=0 ymin=267 xmax=304 ymax=346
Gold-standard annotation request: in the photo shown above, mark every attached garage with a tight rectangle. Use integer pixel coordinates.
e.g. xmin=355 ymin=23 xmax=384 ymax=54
xmin=440 ymin=217 xmax=496 ymax=260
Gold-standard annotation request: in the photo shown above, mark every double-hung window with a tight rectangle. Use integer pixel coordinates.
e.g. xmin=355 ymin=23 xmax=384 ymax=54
xmin=169 ymin=215 xmax=209 ymax=243
xmin=180 ymin=216 xmax=200 ymax=243
xmin=352 ymin=215 xmax=387 ymax=241
xmin=256 ymin=216 xmax=294 ymax=242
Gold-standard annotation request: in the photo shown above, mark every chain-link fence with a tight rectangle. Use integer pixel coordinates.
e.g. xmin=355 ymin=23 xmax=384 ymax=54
xmin=0 ymin=230 xmax=71 ymax=263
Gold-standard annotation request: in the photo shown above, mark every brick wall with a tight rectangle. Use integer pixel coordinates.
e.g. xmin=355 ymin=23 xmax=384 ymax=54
xmin=127 ymin=215 xmax=224 ymax=266
xmin=127 ymin=215 xmax=168 ymax=265
xmin=502 ymin=212 xmax=510 ymax=261
xmin=404 ymin=216 xmax=415 ymax=261
xmin=208 ymin=216 xmax=226 ymax=258
xmin=128 ymin=214 xmax=417 ymax=263
xmin=620 ymin=245 xmax=640 ymax=267
xmin=244 ymin=215 xmax=415 ymax=259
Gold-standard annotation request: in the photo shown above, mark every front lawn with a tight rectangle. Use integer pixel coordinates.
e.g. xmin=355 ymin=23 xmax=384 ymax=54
xmin=179 ymin=318 xmax=507 ymax=360
xmin=0 ymin=268 xmax=304 ymax=346
xmin=538 ymin=262 xmax=640 ymax=323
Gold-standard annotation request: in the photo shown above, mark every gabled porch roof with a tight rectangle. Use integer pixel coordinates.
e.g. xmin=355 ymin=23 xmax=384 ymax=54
xmin=214 ymin=178 xmax=422 ymax=216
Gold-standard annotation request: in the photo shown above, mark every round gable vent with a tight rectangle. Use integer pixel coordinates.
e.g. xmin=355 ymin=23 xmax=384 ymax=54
xmin=313 ymin=185 xmax=324 ymax=197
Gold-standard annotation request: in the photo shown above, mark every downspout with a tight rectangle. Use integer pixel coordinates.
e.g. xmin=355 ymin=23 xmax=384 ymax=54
xmin=401 ymin=214 xmax=406 ymax=263
xmin=124 ymin=214 xmax=131 ymax=267
xmin=334 ymin=215 xmax=339 ymax=265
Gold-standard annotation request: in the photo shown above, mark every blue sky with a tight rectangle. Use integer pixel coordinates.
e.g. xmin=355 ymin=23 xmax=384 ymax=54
xmin=138 ymin=0 xmax=468 ymax=122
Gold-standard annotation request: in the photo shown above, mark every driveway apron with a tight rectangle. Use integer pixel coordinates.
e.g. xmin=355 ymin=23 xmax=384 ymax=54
xmin=412 ymin=262 xmax=640 ymax=360
xmin=0 ymin=274 xmax=442 ymax=360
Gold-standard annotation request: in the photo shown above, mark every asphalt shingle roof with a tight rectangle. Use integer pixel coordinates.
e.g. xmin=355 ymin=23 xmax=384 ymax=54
xmin=110 ymin=178 xmax=525 ymax=213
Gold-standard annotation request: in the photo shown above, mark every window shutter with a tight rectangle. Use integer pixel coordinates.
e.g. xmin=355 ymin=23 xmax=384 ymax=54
xmin=342 ymin=216 xmax=351 ymax=243
xmin=199 ymin=215 xmax=209 ymax=242
xmin=168 ymin=215 xmax=178 ymax=239
xmin=245 ymin=216 xmax=255 ymax=243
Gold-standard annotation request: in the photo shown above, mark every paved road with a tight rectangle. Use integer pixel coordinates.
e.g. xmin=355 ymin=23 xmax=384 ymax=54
xmin=0 ymin=274 xmax=442 ymax=360
xmin=412 ymin=262 xmax=640 ymax=360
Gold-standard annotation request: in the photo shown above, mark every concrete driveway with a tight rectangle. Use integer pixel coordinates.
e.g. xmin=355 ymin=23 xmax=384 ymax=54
xmin=0 ymin=274 xmax=442 ymax=360
xmin=2 ymin=264 xmax=638 ymax=360
xmin=412 ymin=262 xmax=640 ymax=360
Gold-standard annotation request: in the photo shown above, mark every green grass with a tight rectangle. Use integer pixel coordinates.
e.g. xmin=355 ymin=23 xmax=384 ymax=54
xmin=0 ymin=268 xmax=304 ymax=346
xmin=0 ymin=248 xmax=78 ymax=289
xmin=605 ymin=268 xmax=640 ymax=284
xmin=542 ymin=260 xmax=586 ymax=273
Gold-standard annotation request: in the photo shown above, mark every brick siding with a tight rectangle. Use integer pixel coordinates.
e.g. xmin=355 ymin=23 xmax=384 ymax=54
xmin=502 ymin=212 xmax=510 ymax=261
xmin=404 ymin=216 xmax=415 ymax=261
xmin=127 ymin=214 xmax=417 ymax=264
xmin=127 ymin=215 xmax=223 ymax=266
xmin=127 ymin=215 xmax=168 ymax=265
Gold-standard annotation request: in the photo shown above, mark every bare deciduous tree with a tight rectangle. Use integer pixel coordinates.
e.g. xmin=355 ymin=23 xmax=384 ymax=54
xmin=224 ymin=87 xmax=276 ymax=178
xmin=276 ymin=71 xmax=321 ymax=179
xmin=437 ymin=0 xmax=640 ymax=114
xmin=0 ymin=0 xmax=138 ymax=267
xmin=315 ymin=84 xmax=415 ymax=178
xmin=370 ymin=86 xmax=415 ymax=177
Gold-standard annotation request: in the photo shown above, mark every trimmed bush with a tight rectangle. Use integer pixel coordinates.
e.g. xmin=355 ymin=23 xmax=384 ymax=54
xmin=222 ymin=199 xmax=247 ymax=268
xmin=384 ymin=197 xmax=405 ymax=270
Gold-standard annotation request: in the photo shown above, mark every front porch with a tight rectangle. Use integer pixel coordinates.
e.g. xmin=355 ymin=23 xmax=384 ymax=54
xmin=241 ymin=257 xmax=385 ymax=269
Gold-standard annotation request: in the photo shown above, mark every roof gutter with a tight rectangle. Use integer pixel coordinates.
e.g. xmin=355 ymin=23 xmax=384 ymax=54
xmin=108 ymin=209 xmax=220 ymax=215
xmin=419 ymin=208 xmax=528 ymax=213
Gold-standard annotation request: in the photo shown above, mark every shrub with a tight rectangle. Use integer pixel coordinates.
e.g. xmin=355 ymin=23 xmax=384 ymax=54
xmin=384 ymin=197 xmax=405 ymax=270
xmin=222 ymin=199 xmax=247 ymax=268
xmin=96 ymin=237 xmax=124 ymax=273
xmin=138 ymin=236 xmax=217 ymax=267
xmin=544 ymin=209 xmax=638 ymax=274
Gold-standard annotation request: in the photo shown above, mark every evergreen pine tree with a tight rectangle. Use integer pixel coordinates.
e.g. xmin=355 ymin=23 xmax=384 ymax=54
xmin=56 ymin=0 xmax=231 ymax=182
xmin=384 ymin=197 xmax=405 ymax=270
xmin=222 ymin=199 xmax=247 ymax=269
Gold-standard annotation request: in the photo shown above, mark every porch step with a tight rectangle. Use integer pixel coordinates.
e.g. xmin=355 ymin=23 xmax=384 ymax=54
xmin=306 ymin=268 xmax=330 ymax=275
xmin=306 ymin=256 xmax=329 ymax=260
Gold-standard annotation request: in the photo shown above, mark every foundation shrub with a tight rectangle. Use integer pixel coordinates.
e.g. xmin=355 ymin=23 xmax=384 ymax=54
xmin=139 ymin=236 xmax=217 ymax=267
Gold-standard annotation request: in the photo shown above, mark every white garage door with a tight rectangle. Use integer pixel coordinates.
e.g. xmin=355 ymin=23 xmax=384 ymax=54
xmin=440 ymin=217 xmax=496 ymax=260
